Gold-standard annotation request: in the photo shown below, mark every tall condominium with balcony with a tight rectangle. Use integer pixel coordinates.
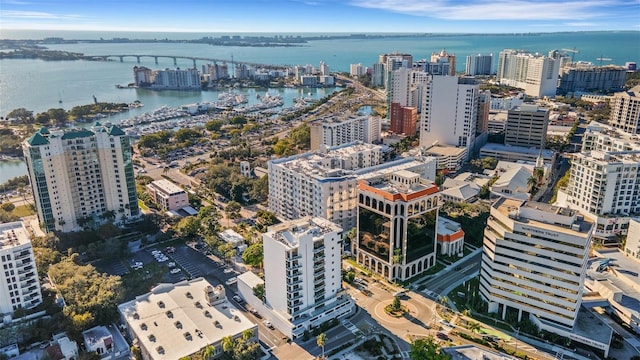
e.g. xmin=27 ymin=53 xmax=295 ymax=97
xmin=419 ymin=76 xmax=479 ymax=160
xmin=267 ymin=142 xmax=437 ymax=231
xmin=556 ymin=122 xmax=640 ymax=243
xmin=355 ymin=170 xmax=441 ymax=281
xmin=480 ymin=198 xmax=593 ymax=332
xmin=505 ymin=105 xmax=549 ymax=148
xmin=609 ymin=85 xmax=640 ymax=135
xmin=262 ymin=217 xmax=354 ymax=339
xmin=0 ymin=221 xmax=42 ymax=316
xmin=23 ymin=124 xmax=139 ymax=232
xmin=466 ymin=54 xmax=494 ymax=76
xmin=309 ymin=114 xmax=381 ymax=150
xmin=497 ymin=49 xmax=559 ymax=98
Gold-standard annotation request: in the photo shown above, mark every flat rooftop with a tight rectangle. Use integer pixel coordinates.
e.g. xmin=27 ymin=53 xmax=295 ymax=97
xmin=586 ymin=249 xmax=640 ymax=319
xmin=442 ymin=344 xmax=517 ymax=360
xmin=149 ymin=179 xmax=185 ymax=195
xmin=480 ymin=143 xmax=555 ymax=157
xmin=566 ymin=306 xmax=613 ymax=348
xmin=493 ymin=197 xmax=593 ymax=236
xmin=0 ymin=221 xmax=31 ymax=250
xmin=425 ymin=145 xmax=467 ymax=157
xmin=268 ymin=216 xmax=341 ymax=249
xmin=118 ymin=278 xmax=255 ymax=360
xmin=437 ymin=216 xmax=463 ymax=236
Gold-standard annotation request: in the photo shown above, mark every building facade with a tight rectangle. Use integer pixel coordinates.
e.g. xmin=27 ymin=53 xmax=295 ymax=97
xmin=505 ymin=105 xmax=549 ymax=148
xmin=419 ymin=76 xmax=479 ymax=160
xmin=609 ymin=85 xmax=640 ymax=135
xmin=23 ymin=124 xmax=139 ymax=232
xmin=0 ymin=221 xmax=42 ymax=316
xmin=437 ymin=216 xmax=465 ymax=256
xmin=557 ymin=65 xmax=627 ymax=95
xmin=389 ymin=103 xmax=417 ymax=135
xmin=497 ymin=49 xmax=559 ymax=98
xmin=262 ymin=217 xmax=354 ymax=339
xmin=152 ymin=67 xmax=200 ymax=90
xmin=146 ymin=179 xmax=188 ymax=211
xmin=480 ymin=198 xmax=593 ymax=331
xmin=465 ymin=54 xmax=494 ymax=76
xmin=309 ymin=114 xmax=381 ymax=150
xmin=355 ymin=170 xmax=441 ymax=281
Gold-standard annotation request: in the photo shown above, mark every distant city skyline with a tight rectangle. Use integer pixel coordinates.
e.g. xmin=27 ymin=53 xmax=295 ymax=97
xmin=1 ymin=0 xmax=639 ymax=33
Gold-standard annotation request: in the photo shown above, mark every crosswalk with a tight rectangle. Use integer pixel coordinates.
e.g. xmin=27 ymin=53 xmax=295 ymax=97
xmin=342 ymin=320 xmax=359 ymax=334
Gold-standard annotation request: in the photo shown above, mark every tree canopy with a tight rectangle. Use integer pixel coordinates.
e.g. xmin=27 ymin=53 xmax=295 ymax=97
xmin=410 ymin=337 xmax=450 ymax=360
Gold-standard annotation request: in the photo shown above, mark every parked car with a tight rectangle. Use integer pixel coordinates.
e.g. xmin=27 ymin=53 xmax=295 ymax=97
xmin=223 ymin=268 xmax=234 ymax=274
xmin=170 ymin=268 xmax=181 ymax=274
xmin=167 ymin=262 xmax=176 ymax=268
xmin=225 ymin=277 xmax=237 ymax=286
xmin=263 ymin=320 xmax=273 ymax=329
xmin=232 ymin=295 xmax=243 ymax=303
xmin=436 ymin=332 xmax=450 ymax=341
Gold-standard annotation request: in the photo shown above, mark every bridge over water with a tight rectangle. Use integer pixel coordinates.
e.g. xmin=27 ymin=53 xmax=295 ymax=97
xmin=90 ymin=54 xmax=285 ymax=69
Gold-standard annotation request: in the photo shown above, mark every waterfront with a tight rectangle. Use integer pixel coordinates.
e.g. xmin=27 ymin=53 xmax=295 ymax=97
xmin=0 ymin=159 xmax=27 ymax=185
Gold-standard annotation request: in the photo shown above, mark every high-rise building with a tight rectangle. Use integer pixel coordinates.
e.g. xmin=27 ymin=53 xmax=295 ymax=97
xmin=152 ymin=67 xmax=200 ymax=90
xmin=0 ymin=221 xmax=42 ymax=316
xmin=261 ymin=217 xmax=354 ymax=339
xmin=319 ymin=61 xmax=330 ymax=76
xmin=427 ymin=49 xmax=456 ymax=76
xmin=557 ymin=64 xmax=627 ymax=95
xmin=371 ymin=63 xmax=386 ymax=88
xmin=350 ymin=63 xmax=365 ymax=77
xmin=309 ymin=114 xmax=381 ymax=150
xmin=555 ymin=122 xmax=640 ymax=244
xmin=609 ymin=85 xmax=640 ymax=135
xmin=505 ymin=105 xmax=549 ymax=148
xmin=419 ymin=76 xmax=479 ymax=159
xmin=23 ymin=124 xmax=139 ymax=232
xmin=497 ymin=49 xmax=559 ymax=98
xmin=480 ymin=198 xmax=593 ymax=331
xmin=132 ymin=66 xmax=153 ymax=87
xmin=465 ymin=54 xmax=494 ymax=76
xmin=390 ymin=103 xmax=417 ymax=135
xmin=476 ymin=90 xmax=491 ymax=134
xmin=355 ymin=170 xmax=441 ymax=281
xmin=268 ymin=142 xmax=437 ymax=231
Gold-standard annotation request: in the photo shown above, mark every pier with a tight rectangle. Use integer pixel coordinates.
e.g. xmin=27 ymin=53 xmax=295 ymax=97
xmin=90 ymin=54 xmax=285 ymax=69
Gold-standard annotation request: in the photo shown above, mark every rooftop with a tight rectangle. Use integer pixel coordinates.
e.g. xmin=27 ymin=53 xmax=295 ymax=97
xmin=0 ymin=221 xmax=31 ymax=250
xmin=149 ymin=179 xmax=186 ymax=195
xmin=267 ymin=216 xmax=341 ymax=249
xmin=493 ymin=197 xmax=593 ymax=236
xmin=481 ymin=143 xmax=555 ymax=157
xmin=82 ymin=326 xmax=111 ymax=346
xmin=118 ymin=278 xmax=255 ymax=360
xmin=442 ymin=344 xmax=517 ymax=360
xmin=424 ymin=145 xmax=467 ymax=157
xmin=311 ymin=113 xmax=369 ymax=125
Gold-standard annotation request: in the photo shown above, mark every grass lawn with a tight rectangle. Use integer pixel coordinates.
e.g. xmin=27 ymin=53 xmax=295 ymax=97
xmin=13 ymin=204 xmax=36 ymax=217
xmin=138 ymin=200 xmax=149 ymax=211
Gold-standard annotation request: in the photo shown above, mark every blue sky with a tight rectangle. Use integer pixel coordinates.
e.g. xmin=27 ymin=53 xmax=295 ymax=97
xmin=1 ymin=0 xmax=639 ymax=33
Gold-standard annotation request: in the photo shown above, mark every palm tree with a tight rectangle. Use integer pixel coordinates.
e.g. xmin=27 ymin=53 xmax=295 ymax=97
xmin=242 ymin=329 xmax=254 ymax=341
xmin=468 ymin=321 xmax=481 ymax=334
xmin=221 ymin=335 xmax=234 ymax=353
xmin=527 ymin=176 xmax=538 ymax=191
xmin=316 ymin=333 xmax=327 ymax=360
xmin=200 ymin=345 xmax=216 ymax=360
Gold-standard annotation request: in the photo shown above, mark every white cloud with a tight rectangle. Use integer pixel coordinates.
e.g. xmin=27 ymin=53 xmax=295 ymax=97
xmin=348 ymin=0 xmax=621 ymax=21
xmin=0 ymin=10 xmax=84 ymax=20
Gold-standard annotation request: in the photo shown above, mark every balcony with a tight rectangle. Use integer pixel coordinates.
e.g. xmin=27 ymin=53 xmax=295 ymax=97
xmin=287 ymin=292 xmax=303 ymax=301
xmin=287 ymin=277 xmax=303 ymax=286
xmin=313 ymin=245 xmax=325 ymax=253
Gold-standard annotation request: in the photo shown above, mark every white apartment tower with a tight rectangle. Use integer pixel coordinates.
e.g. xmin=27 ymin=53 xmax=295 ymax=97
xmin=0 ymin=222 xmax=42 ymax=316
xmin=497 ymin=49 xmax=559 ymax=98
xmin=23 ymin=124 xmax=140 ymax=232
xmin=609 ymin=85 xmax=640 ymax=135
xmin=350 ymin=63 xmax=365 ymax=77
xmin=480 ymin=198 xmax=593 ymax=331
xmin=262 ymin=217 xmax=354 ymax=339
xmin=355 ymin=170 xmax=441 ymax=281
xmin=319 ymin=61 xmax=330 ymax=76
xmin=419 ymin=76 xmax=479 ymax=160
xmin=309 ymin=114 xmax=381 ymax=150
xmin=557 ymin=122 xmax=640 ymax=243
xmin=466 ymin=54 xmax=494 ymax=76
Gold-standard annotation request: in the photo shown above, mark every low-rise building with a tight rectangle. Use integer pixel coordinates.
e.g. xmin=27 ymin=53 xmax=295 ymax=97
xmin=625 ymin=218 xmax=640 ymax=260
xmin=479 ymin=143 xmax=555 ymax=164
xmin=118 ymin=278 xmax=257 ymax=360
xmin=437 ymin=217 xmax=464 ymax=256
xmin=146 ymin=179 xmax=188 ymax=212
xmin=218 ymin=229 xmax=246 ymax=248
xmin=83 ymin=326 xmax=113 ymax=358
xmin=423 ymin=145 xmax=467 ymax=172
xmin=440 ymin=180 xmax=480 ymax=203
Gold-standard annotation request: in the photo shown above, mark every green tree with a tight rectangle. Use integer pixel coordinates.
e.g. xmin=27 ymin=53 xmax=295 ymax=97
xmin=409 ymin=337 xmax=450 ymax=360
xmin=225 ymin=201 xmax=242 ymax=222
xmin=242 ymin=243 xmax=263 ymax=267
xmin=205 ymin=119 xmax=223 ymax=132
xmin=200 ymin=344 xmax=216 ymax=360
xmin=316 ymin=332 xmax=327 ymax=360
xmin=391 ymin=296 xmax=402 ymax=312
xmin=273 ymin=138 xmax=293 ymax=156
xmin=6 ymin=108 xmax=34 ymax=123
xmin=221 ymin=335 xmax=234 ymax=353
xmin=175 ymin=216 xmax=201 ymax=239
xmin=252 ymin=283 xmax=265 ymax=301
xmin=468 ymin=321 xmax=481 ymax=334
xmin=1 ymin=202 xmax=15 ymax=212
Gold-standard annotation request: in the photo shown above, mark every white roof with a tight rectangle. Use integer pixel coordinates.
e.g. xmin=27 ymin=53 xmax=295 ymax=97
xmin=491 ymin=166 xmax=532 ymax=195
xmin=218 ymin=229 xmax=245 ymax=247
xmin=441 ymin=184 xmax=480 ymax=202
xmin=118 ymin=278 xmax=256 ymax=360
xmin=0 ymin=221 xmax=31 ymax=250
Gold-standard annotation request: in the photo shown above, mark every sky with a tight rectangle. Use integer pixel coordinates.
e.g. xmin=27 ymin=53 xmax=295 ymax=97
xmin=1 ymin=0 xmax=639 ymax=33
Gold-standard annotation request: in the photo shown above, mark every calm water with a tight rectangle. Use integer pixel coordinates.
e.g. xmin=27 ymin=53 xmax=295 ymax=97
xmin=1 ymin=31 xmax=639 ymax=180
